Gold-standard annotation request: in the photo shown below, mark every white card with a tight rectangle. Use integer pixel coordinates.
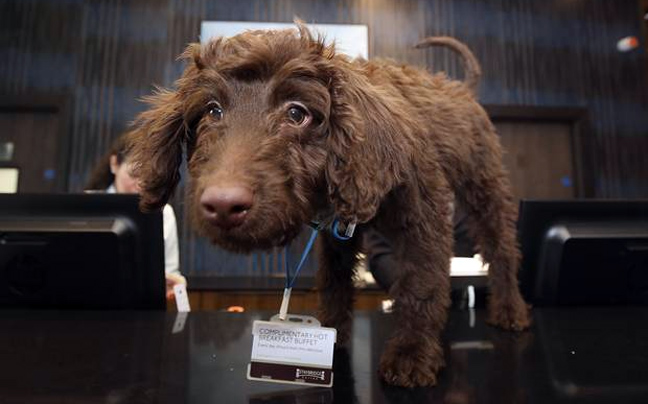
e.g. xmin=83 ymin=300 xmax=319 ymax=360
xmin=247 ymin=314 xmax=337 ymax=387
xmin=251 ymin=317 xmax=336 ymax=367
xmin=172 ymin=311 xmax=188 ymax=334
xmin=173 ymin=284 xmax=191 ymax=312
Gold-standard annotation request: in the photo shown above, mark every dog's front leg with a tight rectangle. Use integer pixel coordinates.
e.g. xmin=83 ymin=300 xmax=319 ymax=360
xmin=378 ymin=196 xmax=454 ymax=387
xmin=316 ymin=230 xmax=362 ymax=344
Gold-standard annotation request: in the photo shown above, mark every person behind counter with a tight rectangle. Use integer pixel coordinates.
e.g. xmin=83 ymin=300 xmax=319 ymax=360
xmin=86 ymin=134 xmax=186 ymax=300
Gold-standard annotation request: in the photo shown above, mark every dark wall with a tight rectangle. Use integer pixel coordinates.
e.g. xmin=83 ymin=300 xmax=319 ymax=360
xmin=1 ymin=0 xmax=647 ymax=275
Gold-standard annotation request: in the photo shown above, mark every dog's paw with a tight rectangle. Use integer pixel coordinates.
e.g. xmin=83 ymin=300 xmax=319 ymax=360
xmin=487 ymin=297 xmax=531 ymax=331
xmin=378 ymin=335 xmax=444 ymax=387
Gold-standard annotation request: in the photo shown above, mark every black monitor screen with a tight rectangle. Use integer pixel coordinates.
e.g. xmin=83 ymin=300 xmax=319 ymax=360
xmin=0 ymin=194 xmax=165 ymax=310
xmin=518 ymin=199 xmax=648 ymax=306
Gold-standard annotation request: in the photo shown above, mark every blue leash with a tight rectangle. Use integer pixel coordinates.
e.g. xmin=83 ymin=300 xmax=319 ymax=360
xmin=278 ymin=219 xmax=356 ymax=320
xmin=284 ymin=227 xmax=319 ymax=289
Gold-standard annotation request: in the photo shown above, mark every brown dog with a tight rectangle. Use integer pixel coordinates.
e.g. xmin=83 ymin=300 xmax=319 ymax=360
xmin=128 ymin=23 xmax=530 ymax=387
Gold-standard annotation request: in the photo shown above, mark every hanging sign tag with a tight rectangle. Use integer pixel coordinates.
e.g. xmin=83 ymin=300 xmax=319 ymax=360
xmin=247 ymin=314 xmax=336 ymax=387
xmin=173 ymin=283 xmax=191 ymax=312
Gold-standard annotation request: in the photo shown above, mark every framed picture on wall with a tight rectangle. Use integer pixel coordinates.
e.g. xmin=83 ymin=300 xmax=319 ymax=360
xmin=200 ymin=21 xmax=369 ymax=59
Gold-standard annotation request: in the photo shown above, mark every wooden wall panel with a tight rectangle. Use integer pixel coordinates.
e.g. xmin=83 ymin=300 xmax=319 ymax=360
xmin=171 ymin=290 xmax=389 ymax=312
xmin=1 ymin=0 xmax=647 ymax=277
xmin=0 ymin=109 xmax=61 ymax=192
xmin=497 ymin=121 xmax=575 ymax=201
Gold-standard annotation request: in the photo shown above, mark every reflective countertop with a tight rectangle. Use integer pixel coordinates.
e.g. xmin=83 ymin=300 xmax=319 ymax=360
xmin=1 ymin=307 xmax=647 ymax=403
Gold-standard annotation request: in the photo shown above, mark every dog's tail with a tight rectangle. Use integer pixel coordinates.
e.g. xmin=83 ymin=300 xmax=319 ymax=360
xmin=415 ymin=37 xmax=482 ymax=93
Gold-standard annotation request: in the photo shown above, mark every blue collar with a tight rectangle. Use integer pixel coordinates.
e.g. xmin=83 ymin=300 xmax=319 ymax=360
xmin=309 ymin=217 xmax=357 ymax=241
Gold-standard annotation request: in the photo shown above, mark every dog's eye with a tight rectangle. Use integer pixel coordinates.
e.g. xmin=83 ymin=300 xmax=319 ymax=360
xmin=207 ymin=101 xmax=224 ymax=121
xmin=286 ymin=104 xmax=310 ymax=126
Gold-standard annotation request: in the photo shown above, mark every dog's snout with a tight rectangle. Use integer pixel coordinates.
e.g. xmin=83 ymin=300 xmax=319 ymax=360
xmin=200 ymin=185 xmax=254 ymax=229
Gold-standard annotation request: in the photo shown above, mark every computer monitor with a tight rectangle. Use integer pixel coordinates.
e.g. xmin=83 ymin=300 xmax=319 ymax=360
xmin=518 ymin=199 xmax=648 ymax=306
xmin=0 ymin=194 xmax=165 ymax=309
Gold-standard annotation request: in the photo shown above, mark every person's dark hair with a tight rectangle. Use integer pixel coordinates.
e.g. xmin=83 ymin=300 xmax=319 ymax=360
xmin=85 ymin=134 xmax=130 ymax=190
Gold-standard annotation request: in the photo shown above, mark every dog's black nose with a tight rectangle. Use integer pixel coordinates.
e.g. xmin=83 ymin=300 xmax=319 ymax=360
xmin=200 ymin=185 xmax=253 ymax=229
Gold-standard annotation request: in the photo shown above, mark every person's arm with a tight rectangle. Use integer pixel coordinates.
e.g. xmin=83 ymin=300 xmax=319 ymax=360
xmin=365 ymin=202 xmax=476 ymax=293
xmin=162 ymin=204 xmax=186 ymax=299
xmin=162 ymin=204 xmax=180 ymax=275
xmin=364 ymin=228 xmax=400 ymax=291
xmin=452 ymin=202 xmax=476 ymax=257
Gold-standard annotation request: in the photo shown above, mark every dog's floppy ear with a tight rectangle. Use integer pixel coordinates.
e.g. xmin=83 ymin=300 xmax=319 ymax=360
xmin=324 ymin=64 xmax=408 ymax=224
xmin=128 ymin=87 xmax=186 ymax=212
xmin=128 ymin=43 xmax=212 ymax=211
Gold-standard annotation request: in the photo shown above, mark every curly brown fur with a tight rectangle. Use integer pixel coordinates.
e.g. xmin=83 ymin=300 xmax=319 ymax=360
xmin=128 ymin=22 xmax=530 ymax=387
xmin=415 ymin=36 xmax=482 ymax=93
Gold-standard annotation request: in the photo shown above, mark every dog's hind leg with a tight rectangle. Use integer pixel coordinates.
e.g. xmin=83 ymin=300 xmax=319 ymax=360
xmin=316 ymin=230 xmax=363 ymax=344
xmin=378 ymin=178 xmax=454 ymax=387
xmin=461 ymin=157 xmax=531 ymax=331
